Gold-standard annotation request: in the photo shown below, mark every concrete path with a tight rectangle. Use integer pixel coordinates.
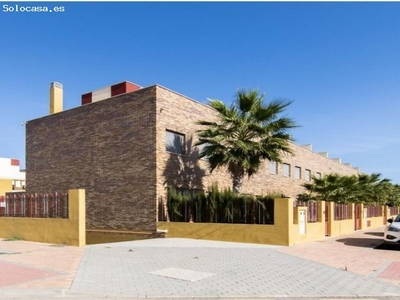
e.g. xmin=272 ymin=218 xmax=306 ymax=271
xmin=1 ymin=227 xmax=400 ymax=299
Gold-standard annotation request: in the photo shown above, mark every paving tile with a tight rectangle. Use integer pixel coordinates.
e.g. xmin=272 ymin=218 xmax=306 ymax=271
xmin=0 ymin=262 xmax=60 ymax=287
xmin=149 ymin=267 xmax=215 ymax=282
xmin=3 ymin=230 xmax=400 ymax=299
xmin=378 ymin=262 xmax=400 ymax=280
xmin=70 ymin=240 xmax=400 ymax=297
xmin=0 ymin=240 xmax=84 ymax=289
xmin=278 ymin=227 xmax=400 ymax=285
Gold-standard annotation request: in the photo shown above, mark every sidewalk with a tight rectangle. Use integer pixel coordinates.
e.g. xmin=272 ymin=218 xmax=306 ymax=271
xmin=1 ymin=228 xmax=400 ymax=299
xmin=278 ymin=226 xmax=400 ymax=285
xmin=0 ymin=240 xmax=84 ymax=289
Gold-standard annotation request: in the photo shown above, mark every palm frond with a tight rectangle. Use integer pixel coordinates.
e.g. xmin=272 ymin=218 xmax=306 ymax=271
xmin=196 ymin=89 xmax=298 ymax=193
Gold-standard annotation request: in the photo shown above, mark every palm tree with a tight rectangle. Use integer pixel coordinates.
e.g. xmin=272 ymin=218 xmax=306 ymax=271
xmin=301 ymin=173 xmax=358 ymax=203
xmin=387 ymin=184 xmax=400 ymax=207
xmin=301 ymin=174 xmax=343 ymax=202
xmin=195 ymin=89 xmax=297 ymax=193
xmin=301 ymin=173 xmax=392 ymax=205
xmin=330 ymin=175 xmax=359 ymax=204
xmin=356 ymin=173 xmax=391 ymax=205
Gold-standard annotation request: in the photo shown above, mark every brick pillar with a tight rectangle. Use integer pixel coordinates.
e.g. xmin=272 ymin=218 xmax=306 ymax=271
xmin=360 ymin=203 xmax=366 ymax=230
xmin=68 ymin=189 xmax=86 ymax=247
xmin=318 ymin=201 xmax=325 ymax=223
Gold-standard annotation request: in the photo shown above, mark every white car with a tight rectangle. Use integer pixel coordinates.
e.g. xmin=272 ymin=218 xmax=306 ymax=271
xmin=384 ymin=214 xmax=400 ymax=244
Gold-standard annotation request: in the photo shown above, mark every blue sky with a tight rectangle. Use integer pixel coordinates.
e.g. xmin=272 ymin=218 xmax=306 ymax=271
xmin=0 ymin=2 xmax=399 ymax=183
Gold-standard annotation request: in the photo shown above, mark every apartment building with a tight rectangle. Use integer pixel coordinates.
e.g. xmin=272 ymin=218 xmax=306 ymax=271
xmin=26 ymin=81 xmax=360 ymax=233
xmin=0 ymin=157 xmax=26 ymax=196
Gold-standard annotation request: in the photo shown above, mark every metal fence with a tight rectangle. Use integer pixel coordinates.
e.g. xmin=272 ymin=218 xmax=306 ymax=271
xmin=293 ymin=201 xmax=387 ymax=222
xmin=333 ymin=203 xmax=352 ymax=220
xmin=158 ymin=196 xmax=274 ymax=225
xmin=389 ymin=207 xmax=399 ymax=216
xmin=365 ymin=205 xmax=382 ymax=218
xmin=293 ymin=200 xmax=320 ymax=223
xmin=0 ymin=192 xmax=68 ymax=218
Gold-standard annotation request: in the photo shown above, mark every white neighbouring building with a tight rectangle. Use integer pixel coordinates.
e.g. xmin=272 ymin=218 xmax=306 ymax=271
xmin=0 ymin=157 xmax=26 ymax=196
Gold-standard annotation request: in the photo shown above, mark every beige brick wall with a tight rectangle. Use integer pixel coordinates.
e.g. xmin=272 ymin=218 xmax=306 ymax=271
xmin=26 ymin=86 xmax=158 ymax=231
xmin=253 ymin=144 xmax=360 ymax=197
xmin=155 ymin=85 xmax=360 ymax=205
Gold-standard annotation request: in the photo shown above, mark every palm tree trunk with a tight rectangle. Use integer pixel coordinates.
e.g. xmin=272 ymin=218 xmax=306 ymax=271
xmin=231 ymin=172 xmax=244 ymax=193
xmin=162 ymin=197 xmax=170 ymax=222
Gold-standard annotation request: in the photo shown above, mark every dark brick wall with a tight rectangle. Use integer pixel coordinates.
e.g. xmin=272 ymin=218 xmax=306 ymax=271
xmin=26 ymin=86 xmax=158 ymax=231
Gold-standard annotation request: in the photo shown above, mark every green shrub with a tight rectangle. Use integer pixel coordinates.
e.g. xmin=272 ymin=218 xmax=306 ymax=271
xmin=166 ymin=184 xmax=277 ymax=224
xmin=3 ymin=236 xmax=23 ymax=241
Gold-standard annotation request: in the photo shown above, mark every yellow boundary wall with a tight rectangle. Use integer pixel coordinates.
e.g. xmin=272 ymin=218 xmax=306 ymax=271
xmin=158 ymin=198 xmax=291 ymax=245
xmin=291 ymin=203 xmax=325 ymax=245
xmin=86 ymin=229 xmax=159 ymax=245
xmin=0 ymin=189 xmax=85 ymax=246
xmin=0 ymin=179 xmax=12 ymax=196
xmin=328 ymin=202 xmax=355 ymax=237
xmin=158 ymin=198 xmax=395 ymax=246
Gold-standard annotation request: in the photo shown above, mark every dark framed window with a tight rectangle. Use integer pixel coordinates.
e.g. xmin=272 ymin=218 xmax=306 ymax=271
xmin=269 ymin=161 xmax=278 ymax=174
xmin=283 ymin=163 xmax=291 ymax=177
xmin=294 ymin=166 xmax=301 ymax=179
xmin=196 ymin=142 xmax=210 ymax=160
xmin=305 ymin=169 xmax=311 ymax=181
xmin=166 ymin=130 xmax=185 ymax=154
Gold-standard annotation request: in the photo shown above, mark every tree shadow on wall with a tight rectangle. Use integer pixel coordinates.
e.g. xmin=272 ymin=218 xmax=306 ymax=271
xmin=163 ymin=136 xmax=206 ymax=191
xmin=160 ymin=135 xmax=206 ymax=222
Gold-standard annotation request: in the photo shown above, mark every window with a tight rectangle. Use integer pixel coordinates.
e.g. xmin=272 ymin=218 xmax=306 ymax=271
xmin=283 ymin=163 xmax=291 ymax=177
xmin=305 ymin=169 xmax=311 ymax=181
xmin=294 ymin=166 xmax=301 ymax=179
xmin=166 ymin=130 xmax=185 ymax=154
xmin=196 ymin=142 xmax=210 ymax=160
xmin=316 ymin=172 xmax=322 ymax=180
xmin=269 ymin=161 xmax=278 ymax=174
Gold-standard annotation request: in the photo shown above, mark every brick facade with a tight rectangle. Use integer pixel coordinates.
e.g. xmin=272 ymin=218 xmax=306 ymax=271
xmin=26 ymin=83 xmax=360 ymax=231
xmin=155 ymin=85 xmax=359 ymax=206
xmin=26 ymin=86 xmax=158 ymax=231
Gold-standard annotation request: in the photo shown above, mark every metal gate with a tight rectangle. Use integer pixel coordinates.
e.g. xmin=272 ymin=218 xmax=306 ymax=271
xmin=383 ymin=207 xmax=387 ymax=225
xmin=354 ymin=204 xmax=361 ymax=230
xmin=325 ymin=203 xmax=330 ymax=236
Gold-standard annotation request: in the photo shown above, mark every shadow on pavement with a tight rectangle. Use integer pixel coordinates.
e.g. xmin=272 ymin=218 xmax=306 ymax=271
xmin=374 ymin=242 xmax=400 ymax=251
xmin=337 ymin=234 xmax=400 ymax=251
xmin=336 ymin=237 xmax=383 ymax=248
xmin=364 ymin=231 xmax=384 ymax=237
